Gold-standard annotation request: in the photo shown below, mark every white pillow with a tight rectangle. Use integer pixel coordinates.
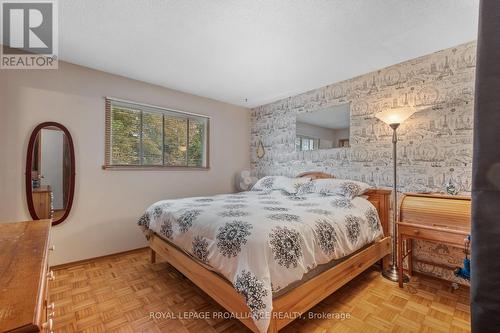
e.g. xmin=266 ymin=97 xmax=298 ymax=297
xmin=251 ymin=176 xmax=311 ymax=194
xmin=298 ymin=178 xmax=371 ymax=199
xmin=296 ymin=180 xmax=315 ymax=195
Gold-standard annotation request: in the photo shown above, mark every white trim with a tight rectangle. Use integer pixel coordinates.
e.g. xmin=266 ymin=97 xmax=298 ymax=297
xmin=105 ymin=96 xmax=210 ymax=119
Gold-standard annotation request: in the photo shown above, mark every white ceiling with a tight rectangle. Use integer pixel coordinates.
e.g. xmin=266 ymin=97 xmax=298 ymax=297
xmin=297 ymin=104 xmax=350 ymax=129
xmin=57 ymin=0 xmax=479 ymax=107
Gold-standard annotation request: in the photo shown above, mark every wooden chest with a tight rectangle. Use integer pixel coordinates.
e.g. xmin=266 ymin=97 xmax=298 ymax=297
xmin=32 ymin=186 xmax=53 ymax=220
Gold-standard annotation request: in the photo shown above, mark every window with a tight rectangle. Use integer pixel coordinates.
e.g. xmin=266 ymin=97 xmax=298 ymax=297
xmin=295 ymin=136 xmax=319 ymax=151
xmin=104 ymin=98 xmax=209 ymax=169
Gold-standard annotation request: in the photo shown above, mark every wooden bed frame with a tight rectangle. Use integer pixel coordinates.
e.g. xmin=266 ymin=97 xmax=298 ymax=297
xmin=149 ymin=172 xmax=392 ymax=333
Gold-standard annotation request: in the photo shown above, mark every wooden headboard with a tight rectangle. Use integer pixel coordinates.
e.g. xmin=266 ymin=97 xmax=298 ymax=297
xmin=296 ymin=172 xmax=391 ymax=236
xmin=297 ymin=171 xmax=334 ymax=179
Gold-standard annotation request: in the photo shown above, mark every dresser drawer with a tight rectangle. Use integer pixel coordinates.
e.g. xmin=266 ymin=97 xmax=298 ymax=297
xmin=41 ymin=268 xmax=56 ymax=332
xmin=398 ymin=223 xmax=468 ymax=247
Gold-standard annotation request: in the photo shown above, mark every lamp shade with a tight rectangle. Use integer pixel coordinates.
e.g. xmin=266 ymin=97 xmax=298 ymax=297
xmin=375 ymin=108 xmax=418 ymax=125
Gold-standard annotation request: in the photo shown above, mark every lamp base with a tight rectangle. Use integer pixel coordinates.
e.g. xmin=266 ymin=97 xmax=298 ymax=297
xmin=382 ymin=265 xmax=409 ymax=283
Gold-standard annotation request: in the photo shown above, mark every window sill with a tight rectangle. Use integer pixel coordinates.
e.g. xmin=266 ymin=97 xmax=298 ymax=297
xmin=102 ymin=165 xmax=210 ymax=171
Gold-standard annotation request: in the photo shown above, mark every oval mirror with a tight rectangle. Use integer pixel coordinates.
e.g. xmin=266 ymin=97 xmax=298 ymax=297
xmin=26 ymin=122 xmax=75 ymax=225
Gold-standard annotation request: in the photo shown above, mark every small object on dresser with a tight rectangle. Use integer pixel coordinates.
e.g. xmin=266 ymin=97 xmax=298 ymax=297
xmin=444 ymin=168 xmax=460 ymax=195
xmin=32 ymin=178 xmax=41 ymax=188
xmin=31 ymin=171 xmax=41 ymax=188
xmin=445 ymin=179 xmax=459 ymax=195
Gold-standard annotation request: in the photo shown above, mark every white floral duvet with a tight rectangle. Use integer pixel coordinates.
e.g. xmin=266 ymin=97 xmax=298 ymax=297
xmin=138 ymin=190 xmax=383 ymax=333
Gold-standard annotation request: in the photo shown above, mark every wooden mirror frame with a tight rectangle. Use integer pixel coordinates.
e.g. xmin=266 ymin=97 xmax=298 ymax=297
xmin=26 ymin=122 xmax=75 ymax=226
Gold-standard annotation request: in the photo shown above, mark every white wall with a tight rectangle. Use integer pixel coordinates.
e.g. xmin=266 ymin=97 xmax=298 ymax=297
xmin=0 ymin=62 xmax=251 ymax=265
xmin=40 ymin=129 xmax=64 ymax=210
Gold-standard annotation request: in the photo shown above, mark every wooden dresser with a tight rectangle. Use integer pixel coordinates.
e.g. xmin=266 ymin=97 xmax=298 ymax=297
xmin=32 ymin=186 xmax=53 ymax=220
xmin=0 ymin=220 xmax=55 ymax=332
xmin=397 ymin=193 xmax=471 ymax=287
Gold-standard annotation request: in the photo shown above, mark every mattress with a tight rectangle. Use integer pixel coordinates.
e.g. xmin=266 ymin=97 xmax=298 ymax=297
xmin=138 ymin=189 xmax=383 ymax=333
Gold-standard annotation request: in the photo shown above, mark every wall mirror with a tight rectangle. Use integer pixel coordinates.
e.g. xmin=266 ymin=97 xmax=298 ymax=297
xmin=26 ymin=122 xmax=75 ymax=225
xmin=295 ymin=103 xmax=350 ymax=151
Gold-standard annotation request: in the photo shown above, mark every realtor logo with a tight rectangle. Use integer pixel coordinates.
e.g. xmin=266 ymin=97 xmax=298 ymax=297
xmin=1 ymin=0 xmax=58 ymax=69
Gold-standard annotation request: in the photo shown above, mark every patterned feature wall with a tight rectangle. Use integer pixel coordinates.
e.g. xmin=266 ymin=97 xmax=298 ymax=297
xmin=250 ymin=41 xmax=476 ymax=283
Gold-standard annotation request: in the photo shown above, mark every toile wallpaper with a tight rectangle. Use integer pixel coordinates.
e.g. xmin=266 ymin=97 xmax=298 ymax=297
xmin=250 ymin=41 xmax=476 ymax=284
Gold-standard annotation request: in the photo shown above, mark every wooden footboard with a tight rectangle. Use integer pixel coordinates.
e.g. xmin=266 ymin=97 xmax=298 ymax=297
xmin=149 ymin=234 xmax=261 ymax=332
xmin=150 ymin=234 xmax=391 ymax=333
xmin=272 ymin=236 xmax=391 ymax=331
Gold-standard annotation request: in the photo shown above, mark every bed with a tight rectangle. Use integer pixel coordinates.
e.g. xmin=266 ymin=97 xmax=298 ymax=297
xmin=139 ymin=172 xmax=391 ymax=333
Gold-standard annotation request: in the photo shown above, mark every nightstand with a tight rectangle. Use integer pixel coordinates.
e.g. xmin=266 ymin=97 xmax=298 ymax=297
xmin=397 ymin=193 xmax=471 ymax=288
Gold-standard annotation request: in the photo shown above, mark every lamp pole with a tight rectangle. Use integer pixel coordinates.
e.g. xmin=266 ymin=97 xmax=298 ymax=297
xmin=382 ymin=123 xmax=409 ymax=283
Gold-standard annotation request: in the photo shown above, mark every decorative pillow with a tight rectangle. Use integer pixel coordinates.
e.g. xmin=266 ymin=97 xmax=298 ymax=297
xmin=251 ymin=176 xmax=311 ymax=194
xmin=299 ymin=178 xmax=371 ymax=199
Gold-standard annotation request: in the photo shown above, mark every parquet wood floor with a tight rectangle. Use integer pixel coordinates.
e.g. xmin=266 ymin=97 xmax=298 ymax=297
xmin=49 ymin=249 xmax=470 ymax=333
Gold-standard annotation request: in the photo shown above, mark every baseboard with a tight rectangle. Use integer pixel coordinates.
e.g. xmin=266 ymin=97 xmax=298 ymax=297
xmin=51 ymin=247 xmax=148 ymax=270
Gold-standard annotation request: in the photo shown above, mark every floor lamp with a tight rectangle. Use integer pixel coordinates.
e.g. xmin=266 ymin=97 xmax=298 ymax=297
xmin=375 ymin=108 xmax=417 ymax=283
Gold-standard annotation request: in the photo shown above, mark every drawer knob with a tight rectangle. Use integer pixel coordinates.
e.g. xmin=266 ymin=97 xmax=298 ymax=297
xmin=47 ymin=270 xmax=55 ymax=281
xmin=42 ymin=318 xmax=53 ymax=330
xmin=413 ymin=229 xmax=420 ymax=234
xmin=47 ymin=302 xmax=55 ymax=310
xmin=49 ymin=245 xmax=55 ymax=251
